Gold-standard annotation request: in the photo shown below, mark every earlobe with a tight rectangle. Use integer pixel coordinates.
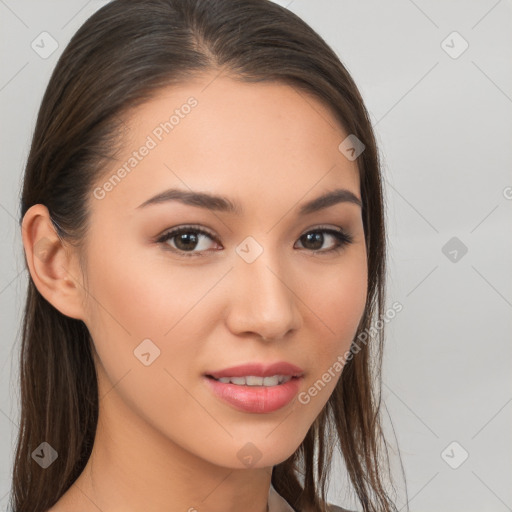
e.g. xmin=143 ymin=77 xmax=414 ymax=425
xmin=21 ymin=204 xmax=86 ymax=321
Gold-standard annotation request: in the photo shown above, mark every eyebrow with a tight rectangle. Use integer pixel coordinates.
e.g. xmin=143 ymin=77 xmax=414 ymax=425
xmin=136 ymin=187 xmax=362 ymax=215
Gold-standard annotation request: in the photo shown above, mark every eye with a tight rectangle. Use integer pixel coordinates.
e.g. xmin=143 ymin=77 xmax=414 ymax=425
xmin=156 ymin=225 xmax=219 ymax=257
xmin=295 ymin=226 xmax=353 ymax=255
xmin=156 ymin=224 xmax=353 ymax=258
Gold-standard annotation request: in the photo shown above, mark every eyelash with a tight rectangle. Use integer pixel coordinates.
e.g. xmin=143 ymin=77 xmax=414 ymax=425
xmin=156 ymin=224 xmax=353 ymax=258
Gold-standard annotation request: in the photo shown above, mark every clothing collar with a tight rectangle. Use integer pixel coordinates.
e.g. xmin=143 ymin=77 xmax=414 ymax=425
xmin=268 ymin=482 xmax=296 ymax=512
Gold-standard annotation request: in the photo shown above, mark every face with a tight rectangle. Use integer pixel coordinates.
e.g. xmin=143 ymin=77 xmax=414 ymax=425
xmin=79 ymin=73 xmax=367 ymax=469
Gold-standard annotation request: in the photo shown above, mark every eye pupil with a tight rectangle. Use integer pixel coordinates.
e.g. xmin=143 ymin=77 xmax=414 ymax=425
xmin=175 ymin=232 xmax=198 ymax=250
xmin=302 ymin=232 xmax=323 ymax=250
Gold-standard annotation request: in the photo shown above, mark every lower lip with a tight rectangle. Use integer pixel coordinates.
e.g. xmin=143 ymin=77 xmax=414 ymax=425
xmin=203 ymin=375 xmax=303 ymax=413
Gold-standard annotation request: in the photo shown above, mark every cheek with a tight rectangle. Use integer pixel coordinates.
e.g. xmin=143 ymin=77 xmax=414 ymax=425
xmin=83 ymin=245 xmax=202 ymax=341
xmin=81 ymin=245 xmax=213 ymax=437
xmin=333 ymin=266 xmax=367 ymax=341
xmin=310 ymin=254 xmax=367 ymax=346
xmin=81 ymin=242 xmax=224 ymax=389
xmin=299 ymin=250 xmax=367 ymax=405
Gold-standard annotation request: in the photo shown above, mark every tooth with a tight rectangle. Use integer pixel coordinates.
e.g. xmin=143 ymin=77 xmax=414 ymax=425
xmin=246 ymin=376 xmax=264 ymax=386
xmin=262 ymin=376 xmax=279 ymax=386
xmin=214 ymin=375 xmax=292 ymax=386
xmin=229 ymin=377 xmax=247 ymax=385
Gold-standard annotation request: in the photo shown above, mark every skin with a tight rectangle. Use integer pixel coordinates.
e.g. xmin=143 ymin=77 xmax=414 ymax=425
xmin=22 ymin=72 xmax=367 ymax=512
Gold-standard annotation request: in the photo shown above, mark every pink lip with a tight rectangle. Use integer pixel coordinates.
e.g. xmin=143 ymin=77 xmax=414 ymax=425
xmin=204 ymin=375 xmax=303 ymax=413
xmin=205 ymin=362 xmax=304 ymax=380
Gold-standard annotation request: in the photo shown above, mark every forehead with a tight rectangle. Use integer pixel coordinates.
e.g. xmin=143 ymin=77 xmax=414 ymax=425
xmin=91 ymin=73 xmax=360 ymax=217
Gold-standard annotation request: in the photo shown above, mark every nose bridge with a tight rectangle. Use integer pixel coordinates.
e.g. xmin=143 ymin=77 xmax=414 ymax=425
xmin=227 ymin=237 xmax=302 ymax=339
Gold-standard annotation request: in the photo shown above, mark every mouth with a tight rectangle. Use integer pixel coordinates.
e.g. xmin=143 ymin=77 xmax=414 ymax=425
xmin=202 ymin=362 xmax=304 ymax=413
xmin=204 ymin=361 xmax=304 ymax=382
xmin=205 ymin=374 xmax=301 ymax=386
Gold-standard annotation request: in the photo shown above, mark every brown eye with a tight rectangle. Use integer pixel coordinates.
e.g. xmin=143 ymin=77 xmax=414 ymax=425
xmin=157 ymin=226 xmax=219 ymax=257
xmin=295 ymin=228 xmax=353 ymax=254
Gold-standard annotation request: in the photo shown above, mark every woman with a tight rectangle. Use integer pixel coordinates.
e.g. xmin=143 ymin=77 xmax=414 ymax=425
xmin=12 ymin=0 xmax=403 ymax=511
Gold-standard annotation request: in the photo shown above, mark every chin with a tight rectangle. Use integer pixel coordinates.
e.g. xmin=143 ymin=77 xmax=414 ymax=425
xmin=199 ymin=430 xmax=307 ymax=470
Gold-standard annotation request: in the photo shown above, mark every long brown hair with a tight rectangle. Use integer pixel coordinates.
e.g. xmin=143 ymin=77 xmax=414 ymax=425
xmin=13 ymin=1 xmax=405 ymax=510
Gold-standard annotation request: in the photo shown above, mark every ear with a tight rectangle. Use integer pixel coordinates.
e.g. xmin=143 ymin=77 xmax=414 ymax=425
xmin=21 ymin=204 xmax=87 ymax=320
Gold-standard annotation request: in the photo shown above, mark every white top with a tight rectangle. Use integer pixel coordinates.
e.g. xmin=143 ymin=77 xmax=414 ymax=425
xmin=268 ymin=483 xmax=296 ymax=512
xmin=268 ymin=483 xmax=350 ymax=512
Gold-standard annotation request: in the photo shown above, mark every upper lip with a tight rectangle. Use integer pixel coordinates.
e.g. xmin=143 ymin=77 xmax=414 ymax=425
xmin=205 ymin=362 xmax=304 ymax=379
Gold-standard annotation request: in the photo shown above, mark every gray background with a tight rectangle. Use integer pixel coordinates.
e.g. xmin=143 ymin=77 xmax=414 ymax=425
xmin=1 ymin=1 xmax=511 ymax=510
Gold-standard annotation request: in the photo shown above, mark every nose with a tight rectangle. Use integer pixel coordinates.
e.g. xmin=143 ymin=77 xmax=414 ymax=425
xmin=224 ymin=249 xmax=302 ymax=341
